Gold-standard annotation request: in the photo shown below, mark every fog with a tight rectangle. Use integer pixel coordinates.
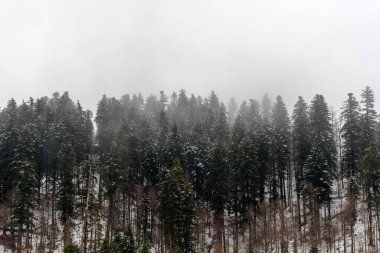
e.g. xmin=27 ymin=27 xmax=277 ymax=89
xmin=1 ymin=0 xmax=380 ymax=113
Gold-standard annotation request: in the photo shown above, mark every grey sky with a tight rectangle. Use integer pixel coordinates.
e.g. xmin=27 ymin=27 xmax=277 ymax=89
xmin=1 ymin=0 xmax=379 ymax=114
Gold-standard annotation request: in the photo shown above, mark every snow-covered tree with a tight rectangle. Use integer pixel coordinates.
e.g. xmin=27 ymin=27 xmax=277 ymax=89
xmin=159 ymin=159 xmax=196 ymax=253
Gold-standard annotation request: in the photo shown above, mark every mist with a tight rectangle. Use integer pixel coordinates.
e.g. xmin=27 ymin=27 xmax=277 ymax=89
xmin=1 ymin=0 xmax=380 ymax=112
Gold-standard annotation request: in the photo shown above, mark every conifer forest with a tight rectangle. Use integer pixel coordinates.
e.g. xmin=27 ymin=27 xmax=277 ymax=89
xmin=1 ymin=87 xmax=380 ymax=253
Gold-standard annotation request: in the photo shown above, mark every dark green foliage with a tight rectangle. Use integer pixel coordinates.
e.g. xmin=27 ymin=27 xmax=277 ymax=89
xmin=238 ymin=134 xmax=260 ymax=212
xmin=138 ymin=197 xmax=151 ymax=240
xmin=231 ymin=132 xmax=260 ymax=221
xmin=309 ymin=95 xmax=336 ymax=170
xmin=0 ymin=99 xmax=18 ymax=202
xmin=120 ymin=227 xmax=136 ymax=253
xmin=292 ymin=96 xmax=311 ymax=196
xmin=139 ymin=118 xmax=159 ymax=186
xmin=111 ymin=233 xmax=123 ymax=253
xmin=0 ymin=92 xmax=98 ymax=251
xmin=117 ymin=117 xmax=141 ymax=194
xmin=242 ymin=98 xmax=271 ymax=203
xmin=11 ymin=123 xmax=38 ymax=235
xmin=1 ymin=88 xmax=379 ymax=253
xmin=166 ymin=125 xmax=185 ymax=169
xmin=229 ymin=114 xmax=246 ymax=221
xmin=304 ymin=145 xmax=334 ymax=204
xmin=305 ymin=95 xmax=336 ymax=205
xmin=207 ymin=139 xmax=230 ymax=214
xmin=348 ymin=175 xmax=360 ymax=200
xmin=157 ymin=110 xmax=170 ymax=169
xmin=95 ymin=95 xmax=123 ymax=162
xmin=211 ymin=104 xmax=230 ymax=142
xmin=103 ymin=143 xmax=123 ymax=196
xmin=361 ymin=145 xmax=380 ymax=205
xmin=229 ymin=109 xmax=260 ymax=223
xmin=360 ymin=86 xmax=377 ymax=151
xmin=159 ymin=159 xmax=196 ymax=253
xmin=63 ymin=240 xmax=79 ymax=253
xmin=185 ymin=122 xmax=210 ymax=200
xmin=206 ymin=102 xmax=231 ymax=220
xmin=341 ymin=93 xmax=361 ymax=178
xmin=78 ymin=156 xmax=100 ymax=213
xmin=57 ymin=137 xmax=77 ymax=224
xmin=100 ymin=239 xmax=110 ymax=253
xmin=140 ymin=241 xmax=151 ymax=253
xmin=271 ymin=95 xmax=290 ymax=201
xmin=309 ymin=245 xmax=319 ymax=253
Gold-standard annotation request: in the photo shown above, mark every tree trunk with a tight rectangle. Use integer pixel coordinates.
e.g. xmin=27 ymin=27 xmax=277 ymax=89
xmin=215 ymin=210 xmax=223 ymax=253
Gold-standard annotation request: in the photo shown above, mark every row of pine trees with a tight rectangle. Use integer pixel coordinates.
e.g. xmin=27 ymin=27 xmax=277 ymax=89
xmin=0 ymin=87 xmax=379 ymax=253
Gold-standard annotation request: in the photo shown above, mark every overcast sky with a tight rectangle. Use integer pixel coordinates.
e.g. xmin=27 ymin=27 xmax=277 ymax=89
xmin=1 ymin=0 xmax=380 ymax=114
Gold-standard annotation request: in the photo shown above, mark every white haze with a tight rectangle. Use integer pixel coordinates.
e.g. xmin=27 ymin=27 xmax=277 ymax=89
xmin=1 ymin=0 xmax=380 ymax=113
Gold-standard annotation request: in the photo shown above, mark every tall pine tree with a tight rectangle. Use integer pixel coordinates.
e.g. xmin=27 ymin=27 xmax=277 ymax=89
xmin=57 ymin=136 xmax=77 ymax=247
xmin=159 ymin=159 xmax=195 ymax=253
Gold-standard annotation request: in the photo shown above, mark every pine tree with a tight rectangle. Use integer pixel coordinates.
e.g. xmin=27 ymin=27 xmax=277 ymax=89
xmin=185 ymin=122 xmax=210 ymax=200
xmin=157 ymin=110 xmax=170 ymax=169
xmin=292 ymin=96 xmax=311 ymax=230
xmin=111 ymin=233 xmax=123 ymax=253
xmin=165 ymin=125 xmax=185 ymax=169
xmin=261 ymin=94 xmax=272 ymax=122
xmin=211 ymin=104 xmax=230 ymax=142
xmin=57 ymin=136 xmax=77 ymax=247
xmin=207 ymin=139 xmax=230 ymax=253
xmin=139 ymin=118 xmax=159 ymax=186
xmin=11 ymin=123 xmax=38 ymax=252
xmin=144 ymin=95 xmax=160 ymax=123
xmin=0 ymin=99 xmax=18 ymax=203
xmin=292 ymin=96 xmax=311 ymax=200
xmin=310 ymin=95 xmax=336 ymax=168
xmin=120 ymin=227 xmax=136 ymax=253
xmin=340 ymin=93 xmax=361 ymax=179
xmin=159 ymin=91 xmax=168 ymax=111
xmin=309 ymin=244 xmax=319 ymax=253
xmin=34 ymin=97 xmax=51 ymax=195
xmin=209 ymin=91 xmax=220 ymax=112
xmin=271 ymin=95 xmax=291 ymax=252
xmin=307 ymin=95 xmax=336 ymax=203
xmin=305 ymin=94 xmax=336 ymax=243
xmin=159 ymin=159 xmax=195 ymax=253
xmin=227 ymin=98 xmax=239 ymax=126
xmin=271 ymin=95 xmax=290 ymax=202
xmin=362 ymin=145 xmax=380 ymax=208
xmin=173 ymin=89 xmax=190 ymax=129
xmin=361 ymin=144 xmax=380 ymax=246
xmin=140 ymin=241 xmax=151 ymax=253
xmin=78 ymin=156 xmax=100 ymax=253
xmin=138 ymin=197 xmax=151 ymax=240
xmin=229 ymin=113 xmax=246 ymax=253
xmin=100 ymin=239 xmax=110 ymax=253
xmin=119 ymin=116 xmax=141 ymax=196
xmin=360 ymin=86 xmax=377 ymax=151
xmin=103 ymin=142 xmax=123 ymax=240
xmin=340 ymin=93 xmax=362 ymax=243
xmin=254 ymin=98 xmax=271 ymax=202
xmin=304 ymin=145 xmax=334 ymax=206
xmin=95 ymin=95 xmax=119 ymax=162
xmin=63 ymin=240 xmax=79 ymax=253
xmin=230 ymin=129 xmax=260 ymax=252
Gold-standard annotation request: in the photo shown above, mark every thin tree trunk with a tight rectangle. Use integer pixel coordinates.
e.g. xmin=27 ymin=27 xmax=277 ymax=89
xmin=80 ymin=163 xmax=92 ymax=253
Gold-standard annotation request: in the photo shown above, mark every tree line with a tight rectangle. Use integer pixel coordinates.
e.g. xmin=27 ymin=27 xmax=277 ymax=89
xmin=0 ymin=87 xmax=379 ymax=253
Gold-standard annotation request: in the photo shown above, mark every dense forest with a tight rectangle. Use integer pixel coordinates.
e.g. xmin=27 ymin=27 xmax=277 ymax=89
xmin=0 ymin=87 xmax=379 ymax=253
